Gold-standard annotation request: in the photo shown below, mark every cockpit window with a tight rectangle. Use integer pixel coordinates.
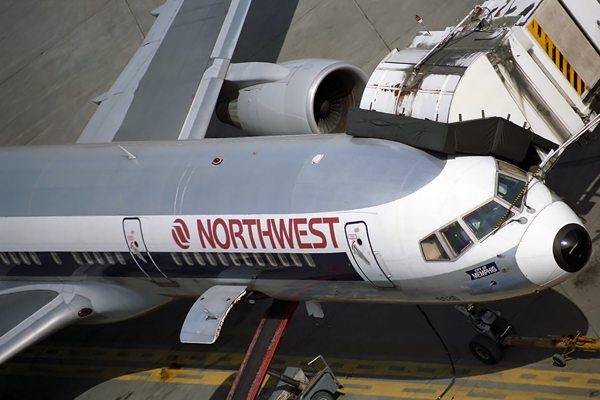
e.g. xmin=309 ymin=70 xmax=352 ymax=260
xmin=420 ymin=234 xmax=450 ymax=261
xmin=497 ymin=174 xmax=525 ymax=208
xmin=440 ymin=222 xmax=472 ymax=257
xmin=497 ymin=161 xmax=527 ymax=179
xmin=463 ymin=200 xmax=514 ymax=239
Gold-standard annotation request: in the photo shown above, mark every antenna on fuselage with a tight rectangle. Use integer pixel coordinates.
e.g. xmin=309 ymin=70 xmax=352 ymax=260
xmin=118 ymin=145 xmax=137 ymax=160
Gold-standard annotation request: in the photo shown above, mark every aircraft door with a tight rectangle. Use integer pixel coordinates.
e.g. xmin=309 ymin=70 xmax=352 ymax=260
xmin=122 ymin=218 xmax=171 ymax=283
xmin=345 ymin=222 xmax=395 ymax=288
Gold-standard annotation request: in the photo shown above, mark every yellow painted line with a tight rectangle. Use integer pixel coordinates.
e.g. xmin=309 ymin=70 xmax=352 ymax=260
xmin=0 ymin=363 xmax=236 ymax=386
xmin=114 ymin=368 xmax=234 ymax=386
xmin=483 ymin=367 xmax=600 ymax=390
xmin=340 ymin=376 xmax=597 ymax=399
xmin=0 ymin=363 xmax=151 ymax=380
xmin=2 ymin=364 xmax=597 ymax=399
xmin=527 ymin=19 xmax=587 ymax=95
xmin=11 ymin=346 xmax=600 ymax=390
xmin=19 ymin=346 xmax=246 ymax=367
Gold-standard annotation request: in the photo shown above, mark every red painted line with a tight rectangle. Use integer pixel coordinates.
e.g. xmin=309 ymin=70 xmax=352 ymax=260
xmin=247 ymin=302 xmax=298 ymax=399
xmin=226 ymin=301 xmax=299 ymax=400
xmin=226 ymin=313 xmax=268 ymax=400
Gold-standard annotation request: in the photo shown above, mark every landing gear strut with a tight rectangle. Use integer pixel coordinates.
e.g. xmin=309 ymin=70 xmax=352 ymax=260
xmin=455 ymin=304 xmax=515 ymax=365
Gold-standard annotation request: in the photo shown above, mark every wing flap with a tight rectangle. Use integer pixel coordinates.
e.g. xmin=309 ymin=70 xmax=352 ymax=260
xmin=178 ymin=0 xmax=253 ymax=140
xmin=78 ymin=0 xmax=255 ymax=143
xmin=77 ymin=0 xmax=185 ymax=143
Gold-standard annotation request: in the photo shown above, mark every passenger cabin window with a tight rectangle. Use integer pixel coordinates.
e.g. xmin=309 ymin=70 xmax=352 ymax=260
xmin=265 ymin=253 xmax=277 ymax=267
xmin=171 ymin=252 xmax=182 ymax=266
xmin=253 ymin=253 xmax=265 ymax=267
xmin=463 ymin=201 xmax=514 ymax=240
xmin=497 ymin=174 xmax=526 ymax=208
xmin=19 ymin=252 xmax=31 ymax=265
xmin=420 ymin=234 xmax=450 ymax=261
xmin=104 ymin=252 xmax=115 ymax=265
xmin=30 ymin=252 xmax=41 ymax=265
xmin=241 ymin=253 xmax=253 ymax=266
xmin=182 ymin=252 xmax=194 ymax=266
xmin=206 ymin=253 xmax=218 ymax=266
xmin=194 ymin=253 xmax=206 ymax=266
xmin=278 ymin=254 xmax=290 ymax=267
xmin=115 ymin=252 xmax=127 ymax=265
xmin=0 ymin=252 xmax=9 ymax=265
xmin=82 ymin=252 xmax=94 ymax=264
xmin=303 ymin=254 xmax=316 ymax=267
xmin=497 ymin=161 xmax=527 ymax=179
xmin=440 ymin=222 xmax=472 ymax=257
xmin=290 ymin=253 xmax=302 ymax=267
xmin=51 ymin=252 xmax=62 ymax=265
xmin=72 ymin=252 xmax=83 ymax=265
xmin=93 ymin=252 xmax=105 ymax=265
xmin=229 ymin=253 xmax=241 ymax=266
xmin=217 ymin=253 xmax=229 ymax=267
xmin=9 ymin=253 xmax=20 ymax=265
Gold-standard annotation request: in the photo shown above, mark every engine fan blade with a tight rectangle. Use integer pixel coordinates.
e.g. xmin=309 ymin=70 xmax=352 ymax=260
xmin=314 ymin=74 xmax=352 ymax=133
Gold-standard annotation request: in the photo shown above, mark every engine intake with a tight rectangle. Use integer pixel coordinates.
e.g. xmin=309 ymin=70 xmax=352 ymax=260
xmin=217 ymin=59 xmax=368 ymax=135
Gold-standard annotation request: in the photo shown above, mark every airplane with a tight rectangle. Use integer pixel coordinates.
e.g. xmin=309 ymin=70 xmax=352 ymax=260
xmin=0 ymin=0 xmax=598 ymax=367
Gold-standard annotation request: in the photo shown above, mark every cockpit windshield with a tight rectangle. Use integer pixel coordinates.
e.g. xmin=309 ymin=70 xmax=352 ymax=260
xmin=497 ymin=174 xmax=526 ymax=208
xmin=463 ymin=200 xmax=514 ymax=240
xmin=497 ymin=161 xmax=527 ymax=179
xmin=440 ymin=222 xmax=472 ymax=257
xmin=419 ymin=162 xmax=528 ymax=262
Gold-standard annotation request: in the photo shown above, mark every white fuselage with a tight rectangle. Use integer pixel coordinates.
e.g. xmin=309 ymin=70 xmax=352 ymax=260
xmin=0 ymin=136 xmax=588 ymax=306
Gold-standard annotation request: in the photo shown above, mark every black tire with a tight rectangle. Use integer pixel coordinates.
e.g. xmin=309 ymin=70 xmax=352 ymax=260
xmin=469 ymin=334 xmax=503 ymax=365
xmin=490 ymin=316 xmax=516 ymax=338
xmin=311 ymin=391 xmax=334 ymax=400
xmin=552 ymin=354 xmax=566 ymax=367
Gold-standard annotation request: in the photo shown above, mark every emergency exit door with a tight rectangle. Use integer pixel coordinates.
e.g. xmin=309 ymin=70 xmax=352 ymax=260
xmin=345 ymin=222 xmax=395 ymax=288
xmin=123 ymin=218 xmax=170 ymax=282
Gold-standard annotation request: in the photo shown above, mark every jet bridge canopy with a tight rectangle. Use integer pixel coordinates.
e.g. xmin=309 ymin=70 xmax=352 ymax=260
xmin=346 ymin=108 xmax=557 ymax=166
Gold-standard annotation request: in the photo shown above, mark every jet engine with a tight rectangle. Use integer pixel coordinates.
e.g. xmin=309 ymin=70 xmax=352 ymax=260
xmin=217 ymin=59 xmax=368 ymax=135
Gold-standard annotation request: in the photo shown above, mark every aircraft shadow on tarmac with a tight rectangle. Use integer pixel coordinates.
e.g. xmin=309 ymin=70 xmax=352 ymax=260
xmin=0 ymin=287 xmax=593 ymax=400
xmin=546 ymin=127 xmax=600 ymax=218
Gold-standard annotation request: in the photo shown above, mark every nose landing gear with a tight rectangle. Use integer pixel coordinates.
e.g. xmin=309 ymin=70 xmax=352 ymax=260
xmin=455 ymin=304 xmax=515 ymax=365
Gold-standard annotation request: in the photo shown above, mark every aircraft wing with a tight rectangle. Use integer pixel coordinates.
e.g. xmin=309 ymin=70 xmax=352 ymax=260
xmin=77 ymin=0 xmax=251 ymax=143
xmin=0 ymin=282 xmax=170 ymax=364
xmin=0 ymin=286 xmax=91 ymax=364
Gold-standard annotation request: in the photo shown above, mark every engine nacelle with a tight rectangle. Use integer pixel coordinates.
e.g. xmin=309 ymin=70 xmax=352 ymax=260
xmin=217 ymin=59 xmax=368 ymax=135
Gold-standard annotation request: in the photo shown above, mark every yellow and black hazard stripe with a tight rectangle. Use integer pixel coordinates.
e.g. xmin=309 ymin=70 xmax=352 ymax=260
xmin=528 ymin=19 xmax=587 ymax=96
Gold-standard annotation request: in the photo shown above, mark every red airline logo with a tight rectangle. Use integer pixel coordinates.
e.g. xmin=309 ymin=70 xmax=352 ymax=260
xmin=172 ymin=217 xmax=340 ymax=250
xmin=172 ymin=218 xmax=191 ymax=249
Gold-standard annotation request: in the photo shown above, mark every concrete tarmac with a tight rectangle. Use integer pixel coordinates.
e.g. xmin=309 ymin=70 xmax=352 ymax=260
xmin=2 ymin=294 xmax=599 ymax=399
xmin=1 ymin=0 xmax=600 ymax=399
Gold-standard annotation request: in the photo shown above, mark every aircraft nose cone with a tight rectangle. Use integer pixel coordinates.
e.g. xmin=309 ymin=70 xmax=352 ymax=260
xmin=516 ymin=201 xmax=591 ymax=287
xmin=553 ymin=224 xmax=591 ymax=273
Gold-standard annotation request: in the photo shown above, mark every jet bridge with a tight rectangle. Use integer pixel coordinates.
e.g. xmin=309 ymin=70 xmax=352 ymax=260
xmin=360 ymin=0 xmax=600 ymax=147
